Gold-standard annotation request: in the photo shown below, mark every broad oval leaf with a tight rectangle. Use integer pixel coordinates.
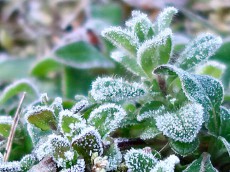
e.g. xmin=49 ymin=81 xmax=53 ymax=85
xmin=55 ymin=41 xmax=114 ymax=69
xmin=170 ymin=138 xmax=199 ymax=157
xmin=155 ymin=103 xmax=204 ymax=143
xmin=137 ymin=28 xmax=172 ymax=78
xmin=101 ymin=27 xmax=138 ymax=56
xmin=0 ymin=79 xmax=38 ymax=105
xmin=91 ymin=77 xmax=146 ymax=102
xmin=124 ymin=148 xmax=158 ymax=172
xmin=183 ymin=153 xmax=218 ymax=172
xmin=177 ymin=33 xmax=222 ymax=70
xmin=25 ymin=106 xmax=57 ymax=131
xmin=88 ymin=103 xmax=127 ymax=138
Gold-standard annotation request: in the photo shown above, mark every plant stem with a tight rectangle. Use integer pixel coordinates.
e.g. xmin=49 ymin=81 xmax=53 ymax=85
xmin=3 ymin=92 xmax=26 ymax=162
xmin=157 ymin=75 xmax=167 ymax=96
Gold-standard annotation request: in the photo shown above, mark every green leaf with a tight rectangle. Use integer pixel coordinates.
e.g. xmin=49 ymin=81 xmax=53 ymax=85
xmin=218 ymin=136 xmax=230 ymax=157
xmin=137 ymin=101 xmax=166 ymax=121
xmin=55 ymin=41 xmax=113 ymax=69
xmin=170 ymin=138 xmax=199 ymax=157
xmin=60 ymin=159 xmax=85 ymax=172
xmin=30 ymin=57 xmax=62 ymax=77
xmin=25 ymin=106 xmax=57 ymax=131
xmin=183 ymin=153 xmax=218 ymax=172
xmin=154 ymin=65 xmax=224 ymax=128
xmin=139 ymin=124 xmax=160 ymax=140
xmin=88 ymin=103 xmax=126 ymax=138
xmin=155 ymin=102 xmax=204 ymax=143
xmin=177 ymin=33 xmax=222 ymax=70
xmin=137 ymin=28 xmax=172 ymax=77
xmin=124 ymin=148 xmax=158 ymax=172
xmin=154 ymin=7 xmax=178 ymax=34
xmin=91 ymin=77 xmax=146 ymax=102
xmin=20 ymin=154 xmax=37 ymax=171
xmin=111 ymin=51 xmax=147 ymax=77
xmin=0 ymin=79 xmax=38 ymax=105
xmin=219 ymin=106 xmax=230 ymax=140
xmin=150 ymin=155 xmax=179 ymax=172
xmin=0 ymin=116 xmax=13 ymax=137
xmin=71 ymin=127 xmax=103 ymax=162
xmin=102 ymin=27 xmax=138 ymax=56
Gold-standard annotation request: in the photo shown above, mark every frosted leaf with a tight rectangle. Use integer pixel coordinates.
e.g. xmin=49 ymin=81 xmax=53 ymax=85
xmin=219 ymin=106 xmax=230 ymax=139
xmin=170 ymin=138 xmax=199 ymax=157
xmin=34 ymin=138 xmax=53 ymax=161
xmin=137 ymin=28 xmax=172 ymax=77
xmin=111 ymin=51 xmax=147 ymax=77
xmin=91 ymin=77 xmax=146 ymax=102
xmin=0 ymin=161 xmax=21 ymax=172
xmin=71 ymin=99 xmax=89 ymax=113
xmin=137 ymin=101 xmax=166 ymax=121
xmin=40 ymin=93 xmax=49 ymax=104
xmin=101 ymin=26 xmax=138 ymax=55
xmin=25 ymin=106 xmax=57 ymax=131
xmin=126 ymin=10 xmax=154 ymax=42
xmin=140 ymin=125 xmax=161 ymax=140
xmin=72 ymin=126 xmax=103 ymax=162
xmin=0 ymin=116 xmax=13 ymax=137
xmin=150 ymin=154 xmax=179 ymax=172
xmin=58 ymin=109 xmax=86 ymax=138
xmin=183 ymin=153 xmax=218 ymax=172
xmin=154 ymin=64 xmax=224 ymax=124
xmin=105 ymin=142 xmax=122 ymax=171
xmin=88 ymin=103 xmax=127 ymax=137
xmin=219 ymin=136 xmax=230 ymax=157
xmin=155 ymin=102 xmax=204 ymax=143
xmin=195 ymin=60 xmax=226 ymax=79
xmin=154 ymin=7 xmax=178 ymax=34
xmin=60 ymin=159 xmax=85 ymax=172
xmin=178 ymin=33 xmax=222 ymax=70
xmin=124 ymin=148 xmax=158 ymax=172
xmin=50 ymin=97 xmax=63 ymax=118
xmin=20 ymin=154 xmax=37 ymax=171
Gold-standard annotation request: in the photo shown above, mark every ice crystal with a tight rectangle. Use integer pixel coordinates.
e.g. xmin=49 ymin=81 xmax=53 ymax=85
xmin=178 ymin=33 xmax=222 ymax=70
xmin=0 ymin=161 xmax=21 ymax=172
xmin=88 ymin=103 xmax=127 ymax=137
xmin=150 ymin=155 xmax=180 ymax=172
xmin=154 ymin=7 xmax=178 ymax=34
xmin=106 ymin=142 xmax=122 ymax=171
xmin=91 ymin=77 xmax=146 ymax=102
xmin=156 ymin=103 xmax=204 ymax=142
xmin=125 ymin=148 xmax=158 ymax=172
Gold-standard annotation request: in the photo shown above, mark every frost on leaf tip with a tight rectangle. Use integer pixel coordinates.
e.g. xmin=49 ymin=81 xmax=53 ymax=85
xmin=91 ymin=77 xmax=146 ymax=102
xmin=88 ymin=103 xmax=127 ymax=137
xmin=154 ymin=7 xmax=178 ymax=34
xmin=125 ymin=148 xmax=158 ymax=172
xmin=178 ymin=33 xmax=222 ymax=70
xmin=150 ymin=155 xmax=179 ymax=172
xmin=156 ymin=103 xmax=204 ymax=143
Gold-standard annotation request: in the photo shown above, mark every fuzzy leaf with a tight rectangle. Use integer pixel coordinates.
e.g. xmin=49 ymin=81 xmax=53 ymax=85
xmin=88 ymin=103 xmax=127 ymax=137
xmin=219 ymin=136 xmax=230 ymax=157
xmin=124 ymin=148 xmax=158 ymax=172
xmin=170 ymin=138 xmax=199 ymax=157
xmin=20 ymin=154 xmax=37 ymax=171
xmin=137 ymin=101 xmax=166 ymax=121
xmin=140 ymin=124 xmax=161 ymax=140
xmin=150 ymin=155 xmax=179 ymax=172
xmin=183 ymin=153 xmax=218 ymax=172
xmin=137 ymin=28 xmax=172 ymax=77
xmin=91 ymin=77 xmax=146 ymax=102
xmin=219 ymin=107 xmax=230 ymax=140
xmin=154 ymin=7 xmax=178 ymax=34
xmin=71 ymin=99 xmax=89 ymax=114
xmin=111 ymin=51 xmax=147 ymax=77
xmin=60 ymin=159 xmax=85 ymax=172
xmin=154 ymin=65 xmax=224 ymax=126
xmin=155 ymin=103 xmax=204 ymax=143
xmin=177 ymin=33 xmax=222 ymax=70
xmin=102 ymin=27 xmax=138 ymax=55
xmin=25 ymin=106 xmax=57 ymax=131
xmin=0 ymin=161 xmax=21 ymax=172
xmin=0 ymin=116 xmax=13 ymax=137
xmin=72 ymin=127 xmax=103 ymax=162
xmin=0 ymin=79 xmax=38 ymax=105
xmin=55 ymin=41 xmax=113 ymax=69
xmin=50 ymin=97 xmax=63 ymax=118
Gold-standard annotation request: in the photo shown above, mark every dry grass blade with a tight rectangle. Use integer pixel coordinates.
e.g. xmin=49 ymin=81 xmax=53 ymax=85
xmin=3 ymin=92 xmax=26 ymax=162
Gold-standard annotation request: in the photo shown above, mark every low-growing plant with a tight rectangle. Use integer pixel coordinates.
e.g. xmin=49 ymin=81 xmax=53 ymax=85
xmin=1 ymin=7 xmax=230 ymax=172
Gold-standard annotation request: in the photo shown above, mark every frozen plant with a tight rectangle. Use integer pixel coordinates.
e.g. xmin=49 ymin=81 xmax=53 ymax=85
xmin=1 ymin=6 xmax=230 ymax=172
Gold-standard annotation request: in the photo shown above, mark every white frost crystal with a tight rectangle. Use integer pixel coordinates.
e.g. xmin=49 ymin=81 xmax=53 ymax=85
xmin=156 ymin=103 xmax=204 ymax=142
xmin=91 ymin=77 xmax=146 ymax=102
xmin=150 ymin=155 xmax=180 ymax=172
xmin=0 ymin=161 xmax=21 ymax=172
